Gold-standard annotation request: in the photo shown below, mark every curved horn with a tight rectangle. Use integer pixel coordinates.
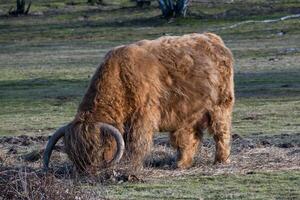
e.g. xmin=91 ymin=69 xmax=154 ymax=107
xmin=43 ymin=125 xmax=67 ymax=171
xmin=99 ymin=123 xmax=125 ymax=166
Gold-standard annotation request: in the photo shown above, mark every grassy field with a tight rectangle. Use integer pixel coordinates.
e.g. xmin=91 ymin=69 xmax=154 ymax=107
xmin=0 ymin=0 xmax=300 ymax=199
xmin=107 ymin=171 xmax=300 ymax=199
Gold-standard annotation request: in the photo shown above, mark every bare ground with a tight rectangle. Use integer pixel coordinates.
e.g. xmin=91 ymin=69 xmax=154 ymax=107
xmin=1 ymin=132 xmax=299 ymax=180
xmin=146 ymin=133 xmax=300 ymax=178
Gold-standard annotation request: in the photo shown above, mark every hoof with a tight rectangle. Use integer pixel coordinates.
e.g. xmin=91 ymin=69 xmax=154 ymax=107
xmin=176 ymin=160 xmax=192 ymax=169
xmin=214 ymin=158 xmax=230 ymax=165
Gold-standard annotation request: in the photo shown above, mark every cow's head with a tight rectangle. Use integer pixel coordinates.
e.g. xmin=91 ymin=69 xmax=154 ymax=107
xmin=43 ymin=122 xmax=125 ymax=172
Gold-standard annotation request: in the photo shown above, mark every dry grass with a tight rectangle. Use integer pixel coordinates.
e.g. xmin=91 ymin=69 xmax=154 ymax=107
xmin=0 ymin=169 xmax=79 ymax=200
xmin=141 ymin=133 xmax=300 ymax=179
xmin=0 ymin=136 xmax=102 ymax=200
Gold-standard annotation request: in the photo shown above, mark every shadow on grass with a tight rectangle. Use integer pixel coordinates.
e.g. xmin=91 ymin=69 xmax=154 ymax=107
xmin=0 ymin=70 xmax=299 ymax=103
xmin=235 ymin=71 xmax=300 ymax=98
xmin=0 ymin=78 xmax=88 ymax=105
xmin=0 ymin=15 xmax=166 ymax=32
xmin=0 ymin=70 xmax=299 ymax=113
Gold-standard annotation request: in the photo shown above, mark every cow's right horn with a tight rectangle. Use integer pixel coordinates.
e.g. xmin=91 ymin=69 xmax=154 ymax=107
xmin=98 ymin=123 xmax=125 ymax=166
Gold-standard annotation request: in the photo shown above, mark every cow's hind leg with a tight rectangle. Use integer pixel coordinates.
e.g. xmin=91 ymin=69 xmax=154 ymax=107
xmin=208 ymin=107 xmax=232 ymax=164
xmin=170 ymin=126 xmax=201 ymax=169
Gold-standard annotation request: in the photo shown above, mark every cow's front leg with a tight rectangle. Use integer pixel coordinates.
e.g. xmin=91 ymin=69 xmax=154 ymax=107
xmin=125 ymin=107 xmax=160 ymax=169
xmin=170 ymin=126 xmax=201 ymax=169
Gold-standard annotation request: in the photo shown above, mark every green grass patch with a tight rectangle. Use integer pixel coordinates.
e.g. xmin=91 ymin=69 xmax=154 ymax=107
xmin=106 ymin=171 xmax=300 ymax=199
xmin=0 ymin=1 xmax=299 ymax=138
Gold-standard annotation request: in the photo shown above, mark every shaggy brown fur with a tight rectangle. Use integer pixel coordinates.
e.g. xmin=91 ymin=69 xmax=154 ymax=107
xmin=64 ymin=32 xmax=234 ymax=170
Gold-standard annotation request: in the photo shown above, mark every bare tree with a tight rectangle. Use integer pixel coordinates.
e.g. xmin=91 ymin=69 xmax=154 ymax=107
xmin=8 ymin=0 xmax=31 ymax=16
xmin=158 ymin=0 xmax=190 ymax=18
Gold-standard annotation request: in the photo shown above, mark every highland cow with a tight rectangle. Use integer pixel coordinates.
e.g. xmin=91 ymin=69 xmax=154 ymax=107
xmin=43 ymin=32 xmax=234 ymax=171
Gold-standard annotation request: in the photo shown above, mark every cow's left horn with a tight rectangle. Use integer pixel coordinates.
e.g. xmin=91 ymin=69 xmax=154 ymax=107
xmin=98 ymin=123 xmax=125 ymax=166
xmin=43 ymin=125 xmax=67 ymax=171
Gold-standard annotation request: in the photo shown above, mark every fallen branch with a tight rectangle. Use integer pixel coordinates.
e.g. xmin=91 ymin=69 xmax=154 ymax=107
xmin=213 ymin=13 xmax=300 ymax=31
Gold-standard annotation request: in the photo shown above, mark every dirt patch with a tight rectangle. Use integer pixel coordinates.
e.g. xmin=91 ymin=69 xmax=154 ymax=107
xmin=1 ymin=133 xmax=299 ymax=171
xmin=0 ymin=135 xmax=48 ymax=145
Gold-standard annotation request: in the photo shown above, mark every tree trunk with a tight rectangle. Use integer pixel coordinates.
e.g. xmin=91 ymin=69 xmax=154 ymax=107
xmin=8 ymin=0 xmax=31 ymax=16
xmin=158 ymin=0 xmax=189 ymax=18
